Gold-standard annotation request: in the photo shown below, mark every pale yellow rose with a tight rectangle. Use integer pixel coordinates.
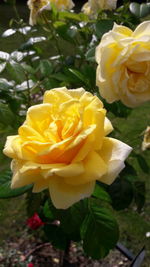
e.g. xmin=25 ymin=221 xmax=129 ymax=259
xmin=27 ymin=0 xmax=74 ymax=25
xmin=96 ymin=21 xmax=150 ymax=108
xmin=142 ymin=126 xmax=150 ymax=151
xmin=3 ymin=87 xmax=132 ymax=209
xmin=27 ymin=0 xmax=50 ymax=25
xmin=82 ymin=2 xmax=93 ymax=16
xmin=82 ymin=0 xmax=117 ymax=16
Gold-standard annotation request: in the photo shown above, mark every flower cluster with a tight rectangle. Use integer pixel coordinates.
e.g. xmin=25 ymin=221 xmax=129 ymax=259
xmin=3 ymin=87 xmax=131 ymax=209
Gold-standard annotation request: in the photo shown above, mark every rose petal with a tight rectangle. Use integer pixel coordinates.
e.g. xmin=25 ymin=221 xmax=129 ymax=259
xmin=133 ymin=21 xmax=150 ymax=38
xmin=3 ymin=136 xmax=19 ymax=158
xmin=11 ymin=159 xmax=41 ymax=188
xmin=99 ymin=137 xmax=132 ymax=184
xmin=49 ymin=176 xmax=95 ymax=209
xmin=64 ymin=151 xmax=107 ymax=185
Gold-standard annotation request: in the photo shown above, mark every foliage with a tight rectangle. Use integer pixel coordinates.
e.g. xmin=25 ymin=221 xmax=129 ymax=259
xmin=0 ymin=0 xmax=149 ymax=262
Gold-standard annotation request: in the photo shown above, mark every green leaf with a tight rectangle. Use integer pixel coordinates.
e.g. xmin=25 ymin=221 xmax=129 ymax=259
xmin=0 ymin=170 xmax=32 ymax=198
xmin=129 ymin=3 xmax=150 ymax=18
xmin=0 ymin=103 xmax=16 ymax=126
xmin=86 ymin=47 xmax=96 ymax=62
xmin=59 ymin=11 xmax=89 ymax=22
xmin=44 ymin=224 xmax=68 ymax=250
xmin=108 ymin=177 xmax=133 ymax=210
xmin=54 ymin=22 xmax=75 ymax=43
xmin=81 ymin=199 xmax=119 ymax=259
xmin=16 ymin=80 xmax=34 ymax=92
xmin=95 ymin=20 xmax=114 ymax=39
xmin=0 ymin=62 xmax=7 ymax=73
xmin=2 ymin=28 xmax=16 ymax=38
xmin=39 ymin=59 xmax=53 ymax=77
xmin=136 ymin=155 xmax=149 ymax=174
xmin=18 ymin=26 xmax=31 ymax=35
xmin=22 ymin=63 xmax=35 ymax=74
xmin=93 ymin=183 xmax=112 ymax=204
xmin=104 ymin=101 xmax=132 ymax=118
xmin=10 ymin=51 xmax=24 ymax=62
xmin=81 ymin=64 xmax=96 ymax=88
xmin=58 ymin=199 xmax=88 ymax=241
xmin=6 ymin=61 xmax=26 ymax=83
xmin=43 ymin=200 xmax=56 ymax=221
xmin=20 ymin=37 xmax=46 ymax=50
xmin=0 ymin=78 xmax=13 ymax=90
xmin=0 ymin=51 xmax=9 ymax=61
xmin=68 ymin=68 xmax=87 ymax=83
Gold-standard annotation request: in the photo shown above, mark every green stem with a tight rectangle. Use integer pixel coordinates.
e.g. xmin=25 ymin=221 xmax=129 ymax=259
xmin=13 ymin=3 xmax=20 ymax=22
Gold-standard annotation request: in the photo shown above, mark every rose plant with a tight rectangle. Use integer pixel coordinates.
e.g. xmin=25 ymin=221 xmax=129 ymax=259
xmin=0 ymin=0 xmax=149 ymax=264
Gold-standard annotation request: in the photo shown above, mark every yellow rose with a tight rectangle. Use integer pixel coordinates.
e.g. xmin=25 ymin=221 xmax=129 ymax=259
xmin=96 ymin=21 xmax=150 ymax=108
xmin=27 ymin=0 xmax=50 ymax=25
xmin=28 ymin=0 xmax=74 ymax=25
xmin=3 ymin=87 xmax=132 ymax=209
xmin=82 ymin=0 xmax=117 ymax=16
xmin=142 ymin=126 xmax=150 ymax=151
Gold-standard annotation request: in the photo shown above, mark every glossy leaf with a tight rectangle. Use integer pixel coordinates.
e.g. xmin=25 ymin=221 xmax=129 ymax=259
xmin=0 ymin=62 xmax=7 ymax=73
xmin=93 ymin=183 xmax=112 ymax=204
xmin=0 ymin=51 xmax=9 ymax=61
xmin=95 ymin=20 xmax=113 ymax=39
xmin=6 ymin=62 xmax=26 ymax=83
xmin=39 ymin=59 xmax=53 ymax=77
xmin=58 ymin=199 xmax=88 ymax=241
xmin=81 ymin=199 xmax=119 ymax=259
xmin=130 ymin=3 xmax=150 ymax=18
xmin=86 ymin=47 xmax=96 ymax=62
xmin=108 ymin=177 xmax=133 ymax=210
xmin=2 ymin=28 xmax=16 ymax=38
xmin=136 ymin=155 xmax=149 ymax=174
xmin=0 ymin=78 xmax=13 ymax=90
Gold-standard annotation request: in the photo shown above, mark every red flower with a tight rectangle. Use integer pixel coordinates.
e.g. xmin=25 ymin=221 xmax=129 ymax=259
xmin=27 ymin=263 xmax=34 ymax=267
xmin=26 ymin=213 xmax=45 ymax=230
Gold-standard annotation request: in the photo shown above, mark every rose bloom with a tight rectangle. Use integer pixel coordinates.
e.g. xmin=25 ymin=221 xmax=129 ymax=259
xmin=3 ymin=87 xmax=132 ymax=209
xmin=28 ymin=0 xmax=74 ymax=25
xmin=27 ymin=0 xmax=50 ymax=25
xmin=142 ymin=126 xmax=150 ymax=151
xmin=26 ymin=212 xmax=45 ymax=229
xmin=82 ymin=0 xmax=117 ymax=16
xmin=96 ymin=21 xmax=150 ymax=108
